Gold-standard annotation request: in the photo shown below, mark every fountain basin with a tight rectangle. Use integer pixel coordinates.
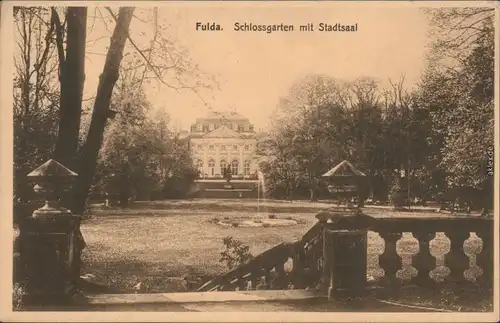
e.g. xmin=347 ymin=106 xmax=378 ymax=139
xmin=218 ymin=218 xmax=298 ymax=228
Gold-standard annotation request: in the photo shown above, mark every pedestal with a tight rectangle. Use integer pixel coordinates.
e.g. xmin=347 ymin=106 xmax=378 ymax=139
xmin=20 ymin=215 xmax=79 ymax=306
xmin=324 ymin=228 xmax=368 ymax=299
xmin=317 ymin=206 xmax=371 ymax=300
xmin=22 ymin=159 xmax=80 ymax=307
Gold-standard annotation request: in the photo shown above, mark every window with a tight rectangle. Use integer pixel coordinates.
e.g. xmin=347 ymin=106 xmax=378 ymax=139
xmin=244 ymin=161 xmax=250 ymax=175
xmin=209 ymin=123 xmax=214 ymax=131
xmin=220 ymin=160 xmax=228 ymax=175
xmin=245 ymin=144 xmax=251 ymax=151
xmin=197 ymin=144 xmax=203 ymax=150
xmin=196 ymin=159 xmax=204 ymax=176
xmin=208 ymin=159 xmax=215 ymax=176
xmin=209 ymin=144 xmax=214 ymax=150
xmin=220 ymin=145 xmax=226 ymax=151
xmin=231 ymin=160 xmax=239 ymax=175
xmin=233 ymin=145 xmax=238 ymax=151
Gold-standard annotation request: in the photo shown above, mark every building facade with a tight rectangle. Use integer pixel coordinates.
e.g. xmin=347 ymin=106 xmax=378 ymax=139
xmin=188 ymin=111 xmax=258 ymax=179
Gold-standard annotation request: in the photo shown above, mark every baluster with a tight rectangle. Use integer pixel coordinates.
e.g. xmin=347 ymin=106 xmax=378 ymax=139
xmin=292 ymin=249 xmax=305 ymax=289
xmin=229 ymin=277 xmax=239 ymax=291
xmin=412 ymin=231 xmax=436 ymax=287
xmin=378 ymin=232 xmax=403 ymax=288
xmin=274 ymin=262 xmax=287 ymax=289
xmin=237 ymin=277 xmax=247 ymax=291
xmin=250 ymin=273 xmax=259 ymax=290
xmin=302 ymin=246 xmax=314 ymax=288
xmin=476 ymin=229 xmax=493 ymax=287
xmin=256 ymin=276 xmax=267 ymax=290
xmin=444 ymin=231 xmax=471 ymax=284
xmin=314 ymin=242 xmax=323 ymax=272
xmin=265 ymin=272 xmax=272 ymax=289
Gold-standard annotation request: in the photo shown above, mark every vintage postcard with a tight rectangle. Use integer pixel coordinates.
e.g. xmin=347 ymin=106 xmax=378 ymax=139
xmin=0 ymin=0 xmax=498 ymax=322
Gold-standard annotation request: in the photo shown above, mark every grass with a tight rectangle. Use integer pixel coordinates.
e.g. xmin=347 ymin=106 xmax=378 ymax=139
xmin=82 ymin=201 xmax=317 ymax=293
xmin=81 ymin=199 xmax=491 ymax=311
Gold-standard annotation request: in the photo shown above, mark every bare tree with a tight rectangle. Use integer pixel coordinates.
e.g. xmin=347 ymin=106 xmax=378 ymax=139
xmin=424 ymin=7 xmax=495 ymax=70
xmin=13 ymin=7 xmax=60 ymax=201
xmin=72 ymin=7 xmax=135 ymax=214
xmin=13 ymin=6 xmax=217 ymax=283
xmin=52 ymin=7 xmax=88 ymax=169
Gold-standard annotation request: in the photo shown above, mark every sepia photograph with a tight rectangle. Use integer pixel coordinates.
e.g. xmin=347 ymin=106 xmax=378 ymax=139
xmin=0 ymin=1 xmax=498 ymax=322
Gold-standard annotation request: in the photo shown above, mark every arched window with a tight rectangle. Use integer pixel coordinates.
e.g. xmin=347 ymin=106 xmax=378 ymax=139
xmin=244 ymin=160 xmax=251 ymax=175
xmin=231 ymin=160 xmax=239 ymax=176
xmin=220 ymin=160 xmax=227 ymax=175
xmin=196 ymin=159 xmax=204 ymax=176
xmin=208 ymin=159 xmax=215 ymax=176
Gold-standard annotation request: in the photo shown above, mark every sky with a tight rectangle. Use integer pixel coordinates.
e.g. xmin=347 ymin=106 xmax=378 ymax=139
xmin=82 ymin=3 xmax=432 ymax=131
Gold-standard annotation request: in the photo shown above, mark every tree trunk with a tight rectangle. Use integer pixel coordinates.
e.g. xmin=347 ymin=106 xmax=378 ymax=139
xmin=69 ymin=7 xmax=135 ymax=284
xmin=53 ymin=7 xmax=87 ymax=170
xmin=118 ymin=164 xmax=130 ymax=207
xmin=49 ymin=8 xmax=87 ymax=287
xmin=119 ymin=185 xmax=130 ymax=208
xmin=72 ymin=7 xmax=135 ymax=215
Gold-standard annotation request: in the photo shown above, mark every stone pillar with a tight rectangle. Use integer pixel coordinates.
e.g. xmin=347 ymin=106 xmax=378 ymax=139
xmin=317 ymin=207 xmax=371 ymax=299
xmin=203 ymin=143 xmax=208 ymax=177
xmin=21 ymin=159 xmax=79 ymax=306
xmin=215 ymin=144 xmax=220 ymax=177
xmin=239 ymin=145 xmax=244 ymax=176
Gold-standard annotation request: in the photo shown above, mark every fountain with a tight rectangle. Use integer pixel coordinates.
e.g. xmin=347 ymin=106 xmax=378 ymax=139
xmin=257 ymin=170 xmax=266 ymax=215
xmin=216 ymin=169 xmax=297 ymax=228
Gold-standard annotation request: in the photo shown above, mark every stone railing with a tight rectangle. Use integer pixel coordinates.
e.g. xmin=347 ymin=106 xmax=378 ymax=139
xmin=316 ymin=208 xmax=494 ymax=299
xmin=198 ymin=207 xmax=494 ymax=302
xmin=197 ymin=222 xmax=323 ymax=292
xmin=366 ymin=214 xmax=493 ymax=292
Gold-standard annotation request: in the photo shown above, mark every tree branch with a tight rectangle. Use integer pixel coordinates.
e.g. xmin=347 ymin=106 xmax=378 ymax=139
xmin=105 ymin=7 xmax=212 ymax=109
xmin=51 ymin=8 xmax=66 ymax=81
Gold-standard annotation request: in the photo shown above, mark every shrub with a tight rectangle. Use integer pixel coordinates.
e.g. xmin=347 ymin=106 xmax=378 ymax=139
xmin=13 ymin=283 xmax=26 ymax=310
xmin=389 ymin=179 xmax=407 ymax=209
xmin=207 ymin=217 xmax=220 ymax=224
xmin=219 ymin=236 xmax=253 ymax=270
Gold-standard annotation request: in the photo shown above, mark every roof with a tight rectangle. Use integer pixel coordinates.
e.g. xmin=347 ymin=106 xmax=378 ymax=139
xmin=27 ymin=159 xmax=78 ymax=177
xmin=322 ymin=160 xmax=366 ymax=177
xmin=206 ymin=110 xmax=246 ymax=120
xmin=202 ymin=125 xmax=242 ymax=139
xmin=194 ymin=110 xmax=250 ymax=124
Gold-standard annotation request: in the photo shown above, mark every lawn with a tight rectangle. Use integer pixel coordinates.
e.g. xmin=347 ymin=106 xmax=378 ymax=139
xmin=80 ymin=199 xmax=490 ymax=311
xmin=81 ymin=199 xmax=322 ymax=293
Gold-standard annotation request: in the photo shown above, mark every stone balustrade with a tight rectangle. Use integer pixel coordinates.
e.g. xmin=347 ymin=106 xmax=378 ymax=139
xmin=200 ymin=207 xmax=493 ymax=303
xmin=197 ymin=223 xmax=324 ymax=292
xmin=367 ymin=214 xmax=493 ymax=291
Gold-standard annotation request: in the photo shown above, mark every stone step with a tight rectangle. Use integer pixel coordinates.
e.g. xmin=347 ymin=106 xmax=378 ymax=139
xmin=82 ymin=289 xmax=321 ymax=306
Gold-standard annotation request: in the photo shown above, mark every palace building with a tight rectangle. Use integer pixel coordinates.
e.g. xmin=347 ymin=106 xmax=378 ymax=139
xmin=188 ymin=110 xmax=258 ymax=180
